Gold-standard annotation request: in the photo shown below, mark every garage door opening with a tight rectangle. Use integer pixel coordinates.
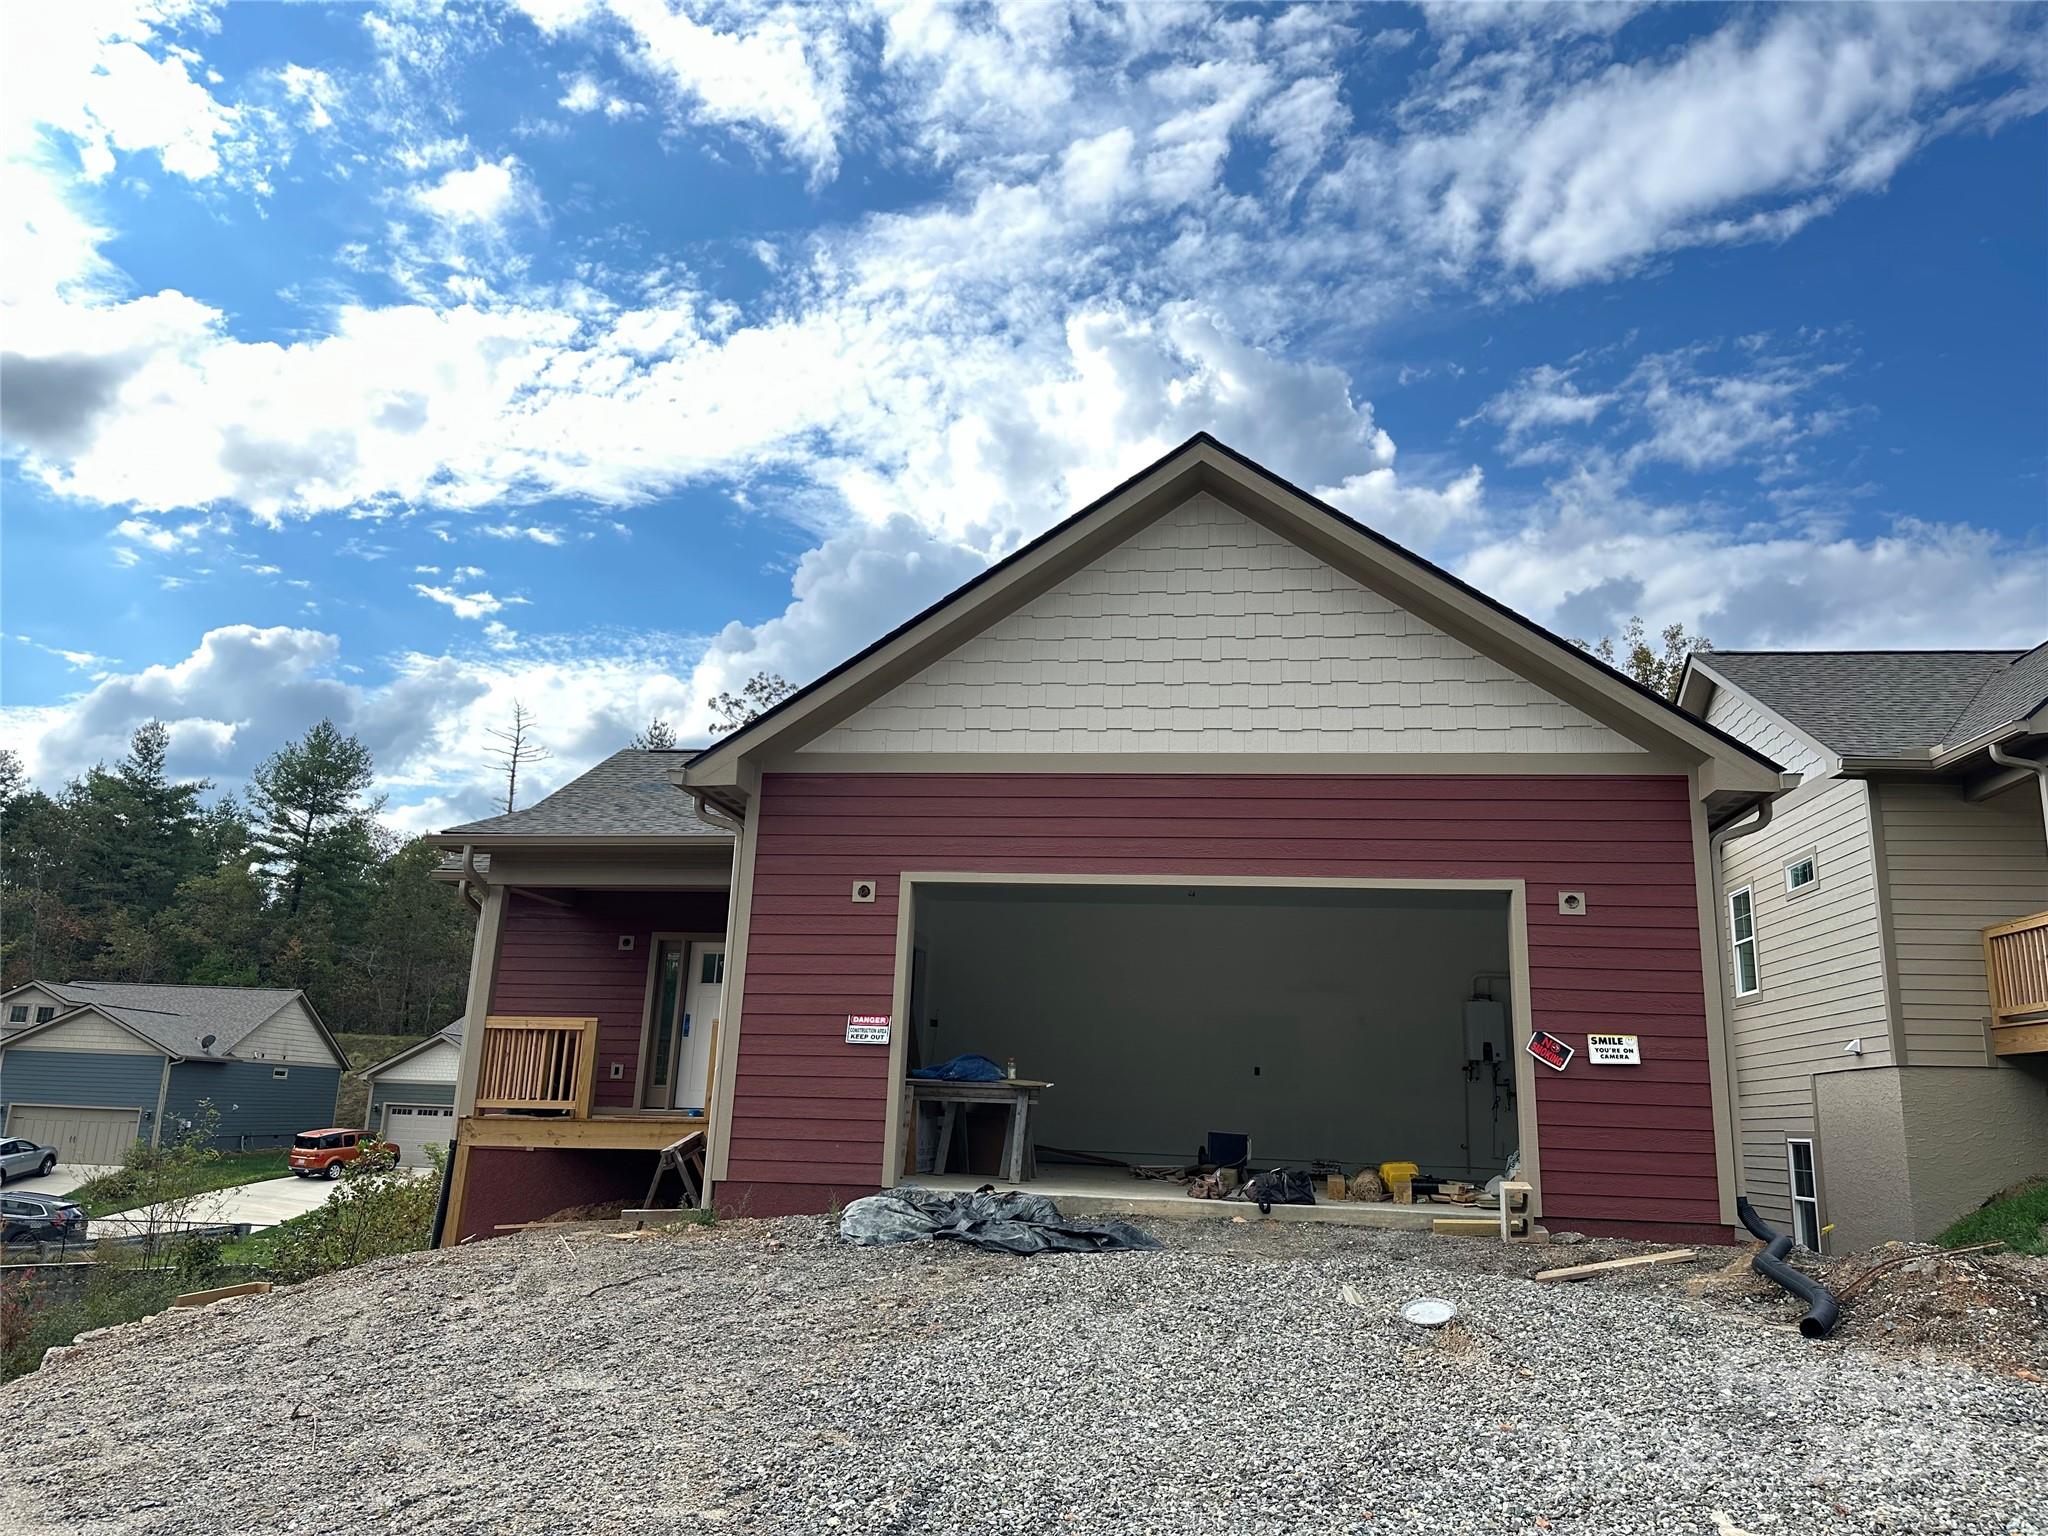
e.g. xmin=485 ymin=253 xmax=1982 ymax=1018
xmin=896 ymin=881 xmax=1527 ymax=1212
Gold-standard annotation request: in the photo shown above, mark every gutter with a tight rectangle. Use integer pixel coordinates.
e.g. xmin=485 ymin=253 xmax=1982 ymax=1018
xmin=1987 ymin=741 xmax=2048 ymax=850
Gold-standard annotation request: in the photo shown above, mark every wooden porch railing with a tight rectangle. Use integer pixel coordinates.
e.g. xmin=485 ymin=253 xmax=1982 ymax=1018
xmin=475 ymin=1015 xmax=598 ymax=1116
xmin=1982 ymin=912 xmax=2048 ymax=1056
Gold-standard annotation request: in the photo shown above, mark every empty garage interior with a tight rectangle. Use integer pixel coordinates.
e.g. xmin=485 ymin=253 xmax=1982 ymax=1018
xmin=908 ymin=882 xmax=1522 ymax=1180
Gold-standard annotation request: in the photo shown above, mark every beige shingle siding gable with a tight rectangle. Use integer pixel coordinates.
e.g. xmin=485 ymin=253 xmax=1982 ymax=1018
xmin=1704 ymin=686 xmax=1833 ymax=782
xmin=10 ymin=1008 xmax=163 ymax=1056
xmin=802 ymin=494 xmax=1639 ymax=756
xmin=234 ymin=999 xmax=338 ymax=1067
xmin=372 ymin=1037 xmax=461 ymax=1085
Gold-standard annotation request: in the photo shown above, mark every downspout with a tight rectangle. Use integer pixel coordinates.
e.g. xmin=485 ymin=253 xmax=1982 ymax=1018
xmin=459 ymin=843 xmax=486 ymax=913
xmin=1737 ymin=1196 xmax=1841 ymax=1339
xmin=687 ymin=788 xmax=745 ymax=834
xmin=1987 ymin=741 xmax=2048 ymax=849
xmin=1706 ymin=794 xmax=1778 ymax=1205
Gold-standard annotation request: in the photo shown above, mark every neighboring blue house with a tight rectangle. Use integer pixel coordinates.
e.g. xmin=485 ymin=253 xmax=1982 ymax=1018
xmin=0 ymin=980 xmax=345 ymax=1163
xmin=360 ymin=1023 xmax=461 ymax=1167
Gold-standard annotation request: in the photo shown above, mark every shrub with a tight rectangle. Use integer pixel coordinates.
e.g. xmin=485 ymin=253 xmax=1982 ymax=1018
xmin=263 ymin=1144 xmax=443 ymax=1285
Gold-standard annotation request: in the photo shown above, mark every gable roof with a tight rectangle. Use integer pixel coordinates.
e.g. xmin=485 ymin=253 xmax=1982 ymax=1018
xmin=439 ymin=748 xmax=732 ymax=842
xmin=359 ymin=1022 xmax=463 ymax=1080
xmin=0 ymin=981 xmax=336 ymax=1063
xmin=1688 ymin=646 xmax=2048 ymax=763
xmin=0 ymin=995 xmax=174 ymax=1058
xmin=684 ymin=433 xmax=1786 ymax=801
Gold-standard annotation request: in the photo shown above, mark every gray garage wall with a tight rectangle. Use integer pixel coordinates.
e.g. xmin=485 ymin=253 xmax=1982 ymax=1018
xmin=913 ymin=886 xmax=1514 ymax=1175
xmin=165 ymin=1060 xmax=343 ymax=1147
xmin=0 ymin=1047 xmax=166 ymax=1137
xmin=367 ymin=1080 xmax=457 ymax=1128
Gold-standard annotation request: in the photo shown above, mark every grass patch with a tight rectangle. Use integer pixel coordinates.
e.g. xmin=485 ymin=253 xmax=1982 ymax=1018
xmin=219 ymin=1208 xmax=319 ymax=1268
xmin=1936 ymin=1177 xmax=2048 ymax=1256
xmin=335 ymin=1031 xmax=426 ymax=1069
xmin=69 ymin=1149 xmax=289 ymax=1218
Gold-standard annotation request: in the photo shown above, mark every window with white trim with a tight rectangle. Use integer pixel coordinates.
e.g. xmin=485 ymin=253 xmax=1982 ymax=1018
xmin=1786 ymin=1139 xmax=1821 ymax=1249
xmin=272 ymin=1066 xmax=290 ymax=1080
xmin=1783 ymin=852 xmax=1819 ymax=896
xmin=6 ymin=1006 xmax=24 ymax=1023
xmin=33 ymin=1006 xmax=54 ymax=1023
xmin=1728 ymin=886 xmax=1760 ymax=997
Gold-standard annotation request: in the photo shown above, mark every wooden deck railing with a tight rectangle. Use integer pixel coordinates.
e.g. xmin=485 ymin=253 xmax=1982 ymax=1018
xmin=474 ymin=1015 xmax=598 ymax=1115
xmin=1983 ymin=912 xmax=2048 ymax=1056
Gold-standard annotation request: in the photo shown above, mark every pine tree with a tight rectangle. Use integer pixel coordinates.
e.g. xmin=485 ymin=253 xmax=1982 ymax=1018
xmin=248 ymin=720 xmax=378 ymax=918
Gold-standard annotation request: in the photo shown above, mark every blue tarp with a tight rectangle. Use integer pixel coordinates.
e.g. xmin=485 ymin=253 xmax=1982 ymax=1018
xmin=909 ymin=1053 xmax=1008 ymax=1082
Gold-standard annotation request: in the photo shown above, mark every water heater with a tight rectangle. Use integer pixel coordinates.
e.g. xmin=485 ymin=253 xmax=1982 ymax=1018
xmin=1463 ymin=998 xmax=1509 ymax=1064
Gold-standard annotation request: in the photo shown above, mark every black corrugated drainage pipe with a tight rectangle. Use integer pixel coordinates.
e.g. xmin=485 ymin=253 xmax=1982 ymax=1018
xmin=1736 ymin=1196 xmax=1840 ymax=1339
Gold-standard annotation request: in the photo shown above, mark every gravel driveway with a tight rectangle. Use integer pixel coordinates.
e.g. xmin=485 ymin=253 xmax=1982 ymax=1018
xmin=2 ymin=1216 xmax=2041 ymax=1536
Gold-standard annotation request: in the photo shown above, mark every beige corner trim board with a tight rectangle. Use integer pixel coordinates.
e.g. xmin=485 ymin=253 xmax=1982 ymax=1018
xmin=877 ymin=870 xmax=1542 ymax=1219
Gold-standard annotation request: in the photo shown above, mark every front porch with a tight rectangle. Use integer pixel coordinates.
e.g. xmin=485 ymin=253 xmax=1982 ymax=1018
xmin=440 ymin=871 xmax=734 ymax=1242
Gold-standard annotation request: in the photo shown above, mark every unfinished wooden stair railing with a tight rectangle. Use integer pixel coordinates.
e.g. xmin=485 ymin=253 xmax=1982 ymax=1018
xmin=474 ymin=1015 xmax=599 ymax=1116
xmin=1982 ymin=911 xmax=2048 ymax=1057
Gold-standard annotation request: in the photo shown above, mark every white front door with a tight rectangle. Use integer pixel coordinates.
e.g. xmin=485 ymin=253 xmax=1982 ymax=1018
xmin=673 ymin=942 xmax=725 ymax=1113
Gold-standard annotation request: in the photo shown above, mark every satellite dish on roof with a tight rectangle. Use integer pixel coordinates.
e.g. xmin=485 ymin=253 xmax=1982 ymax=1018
xmin=200 ymin=1033 xmax=217 ymax=1051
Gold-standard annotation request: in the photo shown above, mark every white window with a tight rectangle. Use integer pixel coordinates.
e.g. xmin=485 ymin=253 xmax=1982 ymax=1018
xmin=1728 ymin=887 xmax=1760 ymax=997
xmin=272 ymin=1066 xmax=290 ymax=1080
xmin=1786 ymin=1139 xmax=1821 ymax=1249
xmin=1783 ymin=852 xmax=1819 ymax=896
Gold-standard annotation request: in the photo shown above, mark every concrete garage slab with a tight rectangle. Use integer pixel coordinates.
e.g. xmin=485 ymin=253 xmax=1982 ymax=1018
xmin=3 ymin=1164 xmax=117 ymax=1198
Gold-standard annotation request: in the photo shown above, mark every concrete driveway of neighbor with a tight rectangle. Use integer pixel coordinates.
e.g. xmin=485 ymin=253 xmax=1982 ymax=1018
xmin=90 ymin=1175 xmax=350 ymax=1237
xmin=3 ymin=1165 xmax=116 ymax=1198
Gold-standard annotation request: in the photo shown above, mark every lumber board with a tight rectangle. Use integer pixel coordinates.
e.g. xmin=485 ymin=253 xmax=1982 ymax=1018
xmin=1532 ymin=1248 xmax=1698 ymax=1282
xmin=172 ymin=1280 xmax=272 ymax=1309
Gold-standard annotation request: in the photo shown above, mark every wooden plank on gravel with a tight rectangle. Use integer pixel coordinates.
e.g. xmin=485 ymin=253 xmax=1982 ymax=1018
xmin=1532 ymin=1248 xmax=1698 ymax=1282
xmin=172 ymin=1280 xmax=272 ymax=1309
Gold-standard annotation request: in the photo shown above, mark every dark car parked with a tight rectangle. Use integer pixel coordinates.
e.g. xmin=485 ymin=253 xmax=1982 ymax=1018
xmin=0 ymin=1191 xmax=89 ymax=1246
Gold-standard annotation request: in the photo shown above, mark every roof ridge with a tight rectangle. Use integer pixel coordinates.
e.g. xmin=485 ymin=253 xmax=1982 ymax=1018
xmin=1710 ymin=648 xmax=2022 ymax=657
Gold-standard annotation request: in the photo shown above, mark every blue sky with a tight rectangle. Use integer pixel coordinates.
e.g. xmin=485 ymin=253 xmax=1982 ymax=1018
xmin=2 ymin=0 xmax=2044 ymax=830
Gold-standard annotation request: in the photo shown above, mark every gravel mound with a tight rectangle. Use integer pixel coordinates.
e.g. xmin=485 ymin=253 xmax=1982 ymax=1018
xmin=2 ymin=1217 xmax=2043 ymax=1535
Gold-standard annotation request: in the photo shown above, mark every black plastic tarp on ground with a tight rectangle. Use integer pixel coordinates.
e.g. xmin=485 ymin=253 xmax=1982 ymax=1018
xmin=839 ymin=1186 xmax=1162 ymax=1254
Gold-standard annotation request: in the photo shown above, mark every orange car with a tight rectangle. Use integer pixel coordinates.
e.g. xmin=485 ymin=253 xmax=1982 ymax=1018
xmin=288 ymin=1128 xmax=397 ymax=1179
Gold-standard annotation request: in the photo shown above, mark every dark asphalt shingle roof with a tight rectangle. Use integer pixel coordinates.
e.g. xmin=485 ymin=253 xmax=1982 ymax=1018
xmin=440 ymin=749 xmax=731 ymax=839
xmin=43 ymin=981 xmax=305 ymax=1059
xmin=1706 ymin=647 xmax=2048 ymax=758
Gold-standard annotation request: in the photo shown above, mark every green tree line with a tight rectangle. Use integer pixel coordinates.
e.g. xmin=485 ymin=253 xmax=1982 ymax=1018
xmin=0 ymin=720 xmax=472 ymax=1039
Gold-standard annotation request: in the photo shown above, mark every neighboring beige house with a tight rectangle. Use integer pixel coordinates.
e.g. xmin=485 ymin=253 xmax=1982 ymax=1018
xmin=1678 ymin=646 xmax=2048 ymax=1250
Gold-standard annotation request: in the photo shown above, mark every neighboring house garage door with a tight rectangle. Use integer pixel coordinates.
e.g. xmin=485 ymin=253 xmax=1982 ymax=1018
xmin=7 ymin=1105 xmax=142 ymax=1166
xmin=381 ymin=1104 xmax=454 ymax=1167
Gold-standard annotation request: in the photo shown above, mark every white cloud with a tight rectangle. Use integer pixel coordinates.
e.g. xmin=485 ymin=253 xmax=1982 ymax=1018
xmin=602 ymin=0 xmax=848 ymax=183
xmin=413 ymin=583 xmax=525 ymax=621
xmin=277 ymin=63 xmax=341 ymax=131
xmin=0 ymin=623 xmax=711 ymax=834
xmin=557 ymin=71 xmax=641 ymax=119
xmin=1472 ymin=364 xmax=1616 ymax=445
xmin=479 ymin=522 xmax=567 ymax=545
xmin=1384 ymin=5 xmax=2047 ymax=286
xmin=412 ymin=154 xmax=537 ymax=229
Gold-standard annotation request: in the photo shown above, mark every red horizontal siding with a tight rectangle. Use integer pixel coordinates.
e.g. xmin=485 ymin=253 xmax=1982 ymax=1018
xmin=726 ymin=772 xmax=1725 ymax=1234
xmin=491 ymin=890 xmax=727 ymax=1108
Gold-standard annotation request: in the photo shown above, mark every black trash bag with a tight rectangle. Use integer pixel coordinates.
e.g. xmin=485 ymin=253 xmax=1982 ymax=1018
xmin=1242 ymin=1168 xmax=1317 ymax=1214
xmin=839 ymin=1185 xmax=1162 ymax=1255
